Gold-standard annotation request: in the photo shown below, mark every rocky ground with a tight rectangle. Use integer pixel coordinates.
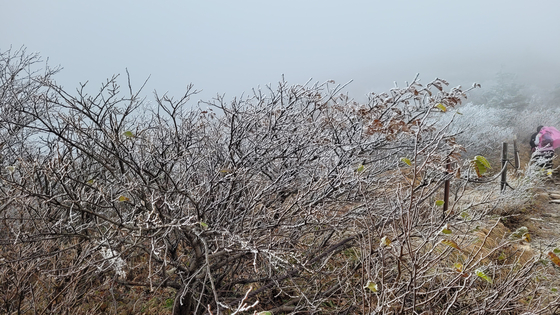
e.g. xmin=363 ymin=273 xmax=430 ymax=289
xmin=518 ymin=184 xmax=560 ymax=252
xmin=504 ymin=144 xmax=560 ymax=253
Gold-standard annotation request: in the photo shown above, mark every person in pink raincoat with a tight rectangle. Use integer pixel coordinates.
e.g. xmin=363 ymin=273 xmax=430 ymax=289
xmin=531 ymin=125 xmax=560 ymax=169
xmin=529 ymin=126 xmax=543 ymax=153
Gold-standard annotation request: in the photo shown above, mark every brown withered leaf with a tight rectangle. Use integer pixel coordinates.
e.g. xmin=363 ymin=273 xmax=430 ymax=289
xmin=441 ymin=239 xmax=462 ymax=251
xmin=549 ymin=252 xmax=560 ymax=267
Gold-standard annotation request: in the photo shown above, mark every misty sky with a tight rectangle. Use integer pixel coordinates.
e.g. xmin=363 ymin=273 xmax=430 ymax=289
xmin=2 ymin=0 xmax=560 ymax=104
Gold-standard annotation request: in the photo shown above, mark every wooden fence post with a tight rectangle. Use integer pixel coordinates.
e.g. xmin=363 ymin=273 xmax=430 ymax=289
xmin=443 ymin=158 xmax=451 ymax=218
xmin=513 ymin=140 xmax=520 ymax=169
xmin=501 ymin=142 xmax=508 ymax=191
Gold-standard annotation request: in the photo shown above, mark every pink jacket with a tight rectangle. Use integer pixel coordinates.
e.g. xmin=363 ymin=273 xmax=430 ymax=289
xmin=537 ymin=126 xmax=560 ymax=151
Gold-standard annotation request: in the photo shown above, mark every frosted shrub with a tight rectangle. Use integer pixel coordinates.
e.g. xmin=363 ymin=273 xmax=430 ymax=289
xmin=99 ymin=247 xmax=127 ymax=278
xmin=2 ymin=49 xmax=560 ymax=314
xmin=441 ymin=102 xmax=514 ymax=157
xmin=512 ymin=107 xmax=560 ymax=141
xmin=441 ymin=101 xmax=560 ymax=161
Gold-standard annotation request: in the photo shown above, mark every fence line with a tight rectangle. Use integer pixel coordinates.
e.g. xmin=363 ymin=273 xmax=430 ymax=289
xmin=443 ymin=141 xmax=521 ymax=217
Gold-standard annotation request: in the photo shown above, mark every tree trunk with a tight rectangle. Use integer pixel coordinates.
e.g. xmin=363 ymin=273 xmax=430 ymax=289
xmin=173 ymin=286 xmax=194 ymax=315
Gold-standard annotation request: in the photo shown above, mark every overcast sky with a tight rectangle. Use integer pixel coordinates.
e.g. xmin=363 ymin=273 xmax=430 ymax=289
xmin=2 ymin=0 xmax=560 ymax=104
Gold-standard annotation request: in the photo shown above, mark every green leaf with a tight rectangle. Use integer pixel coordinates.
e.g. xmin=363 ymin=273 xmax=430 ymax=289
xmin=436 ymin=103 xmax=447 ymax=112
xmin=441 ymin=224 xmax=452 ymax=235
xmin=554 ymin=248 xmax=560 ymax=254
xmin=552 ymin=288 xmax=558 ymax=292
xmin=200 ymin=221 xmax=209 ymax=229
xmin=5 ymin=165 xmax=15 ymax=173
xmin=435 ymin=200 xmax=445 ymax=207
xmin=475 ymin=155 xmax=491 ymax=169
xmin=256 ymin=312 xmax=272 ymax=315
xmin=364 ymin=281 xmax=378 ymax=293
xmin=474 ymin=161 xmax=486 ymax=176
xmin=400 ymin=157 xmax=412 ymax=166
xmin=118 ymin=195 xmax=130 ymax=202
xmin=356 ymin=164 xmax=365 ymax=173
xmin=123 ymin=131 xmax=134 ymax=138
xmin=456 ymin=111 xmax=463 ymax=115
xmin=471 ymin=155 xmax=491 ymax=177
xmin=475 ymin=268 xmax=493 ymax=284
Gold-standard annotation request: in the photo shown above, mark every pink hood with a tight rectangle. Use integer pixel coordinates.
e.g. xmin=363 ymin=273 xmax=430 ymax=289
xmin=538 ymin=126 xmax=560 ymax=150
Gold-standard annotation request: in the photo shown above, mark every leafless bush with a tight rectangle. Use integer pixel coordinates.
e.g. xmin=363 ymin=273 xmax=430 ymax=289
xmin=1 ymin=49 xmax=559 ymax=314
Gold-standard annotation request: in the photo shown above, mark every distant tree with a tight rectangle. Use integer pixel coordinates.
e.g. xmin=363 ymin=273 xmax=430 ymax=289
xmin=550 ymin=83 xmax=560 ymax=104
xmin=477 ymin=71 xmax=529 ymax=110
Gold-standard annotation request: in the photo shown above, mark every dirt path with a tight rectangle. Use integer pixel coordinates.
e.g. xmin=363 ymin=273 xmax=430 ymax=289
xmin=506 ymin=143 xmax=560 ymax=253
xmin=514 ymin=182 xmax=560 ymax=254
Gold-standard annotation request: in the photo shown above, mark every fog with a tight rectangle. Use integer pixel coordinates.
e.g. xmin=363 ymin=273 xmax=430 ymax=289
xmin=2 ymin=0 xmax=560 ymax=103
